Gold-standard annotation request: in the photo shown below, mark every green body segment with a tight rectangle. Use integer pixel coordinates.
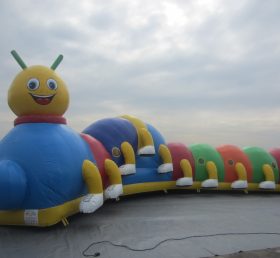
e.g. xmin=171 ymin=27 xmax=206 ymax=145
xmin=189 ymin=144 xmax=225 ymax=182
xmin=243 ymin=147 xmax=279 ymax=183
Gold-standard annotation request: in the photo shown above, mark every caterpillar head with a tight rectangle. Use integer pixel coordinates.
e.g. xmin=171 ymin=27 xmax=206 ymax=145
xmin=8 ymin=50 xmax=69 ymax=117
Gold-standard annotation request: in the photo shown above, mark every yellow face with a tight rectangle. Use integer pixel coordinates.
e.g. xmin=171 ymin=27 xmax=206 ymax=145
xmin=8 ymin=65 xmax=69 ymax=116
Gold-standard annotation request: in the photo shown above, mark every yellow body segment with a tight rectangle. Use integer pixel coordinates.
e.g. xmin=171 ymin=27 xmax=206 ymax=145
xmin=1 ymin=181 xmax=280 ymax=227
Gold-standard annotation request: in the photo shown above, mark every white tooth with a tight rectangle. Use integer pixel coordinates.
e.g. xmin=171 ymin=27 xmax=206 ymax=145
xmin=32 ymin=94 xmax=53 ymax=98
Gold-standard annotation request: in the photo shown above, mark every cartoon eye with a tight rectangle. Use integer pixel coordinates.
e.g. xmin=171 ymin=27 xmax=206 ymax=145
xmin=47 ymin=79 xmax=58 ymax=90
xmin=198 ymin=158 xmax=205 ymax=165
xmin=228 ymin=160 xmax=234 ymax=166
xmin=112 ymin=147 xmax=121 ymax=158
xmin=27 ymin=78 xmax=40 ymax=91
xmin=272 ymin=162 xmax=276 ymax=169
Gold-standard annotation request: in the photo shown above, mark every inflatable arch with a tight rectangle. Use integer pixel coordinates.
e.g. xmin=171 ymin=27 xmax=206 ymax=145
xmin=0 ymin=51 xmax=280 ymax=227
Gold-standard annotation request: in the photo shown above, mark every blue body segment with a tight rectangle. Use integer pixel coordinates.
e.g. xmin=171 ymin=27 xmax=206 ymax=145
xmin=122 ymin=168 xmax=171 ymax=184
xmin=0 ymin=160 xmax=27 ymax=209
xmin=83 ymin=118 xmax=138 ymax=166
xmin=0 ymin=123 xmax=95 ymax=209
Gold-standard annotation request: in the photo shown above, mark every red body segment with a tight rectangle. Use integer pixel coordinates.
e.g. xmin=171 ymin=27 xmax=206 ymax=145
xmin=269 ymin=148 xmax=280 ymax=183
xmin=80 ymin=133 xmax=111 ymax=188
xmin=217 ymin=145 xmax=253 ymax=183
xmin=167 ymin=143 xmax=195 ymax=180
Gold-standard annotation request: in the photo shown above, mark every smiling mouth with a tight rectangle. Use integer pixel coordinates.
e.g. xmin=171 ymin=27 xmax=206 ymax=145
xmin=30 ymin=93 xmax=56 ymax=105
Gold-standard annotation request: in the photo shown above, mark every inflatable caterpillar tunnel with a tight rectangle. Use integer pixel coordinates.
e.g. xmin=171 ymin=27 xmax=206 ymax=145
xmin=0 ymin=51 xmax=279 ymax=227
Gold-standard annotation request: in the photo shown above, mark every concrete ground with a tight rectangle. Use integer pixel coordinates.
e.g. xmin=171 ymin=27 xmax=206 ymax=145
xmin=1 ymin=190 xmax=280 ymax=258
xmin=215 ymin=247 xmax=280 ymax=258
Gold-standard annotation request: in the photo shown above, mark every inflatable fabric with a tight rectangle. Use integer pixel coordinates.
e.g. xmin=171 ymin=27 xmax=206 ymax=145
xmin=0 ymin=50 xmax=280 ymax=227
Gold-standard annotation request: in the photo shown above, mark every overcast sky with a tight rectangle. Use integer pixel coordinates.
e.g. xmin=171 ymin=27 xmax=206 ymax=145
xmin=0 ymin=0 xmax=280 ymax=149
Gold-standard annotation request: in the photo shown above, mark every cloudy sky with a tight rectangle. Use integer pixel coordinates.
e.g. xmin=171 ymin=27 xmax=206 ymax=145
xmin=0 ymin=0 xmax=280 ymax=149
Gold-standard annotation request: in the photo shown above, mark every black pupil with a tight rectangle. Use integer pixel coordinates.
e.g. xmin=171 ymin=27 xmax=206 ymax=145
xmin=49 ymin=81 xmax=55 ymax=89
xmin=29 ymin=81 xmax=37 ymax=89
xmin=228 ymin=160 xmax=234 ymax=166
xmin=198 ymin=158 xmax=204 ymax=164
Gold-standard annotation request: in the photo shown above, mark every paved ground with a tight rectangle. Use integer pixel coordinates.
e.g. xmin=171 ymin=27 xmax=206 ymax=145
xmin=215 ymin=247 xmax=280 ymax=258
xmin=1 ymin=191 xmax=280 ymax=258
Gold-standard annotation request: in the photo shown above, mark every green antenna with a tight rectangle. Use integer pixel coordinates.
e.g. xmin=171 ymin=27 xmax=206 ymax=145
xmin=51 ymin=55 xmax=63 ymax=70
xmin=11 ymin=50 xmax=27 ymax=69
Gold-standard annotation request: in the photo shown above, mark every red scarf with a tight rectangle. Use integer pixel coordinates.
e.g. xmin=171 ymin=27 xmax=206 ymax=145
xmin=14 ymin=115 xmax=67 ymax=126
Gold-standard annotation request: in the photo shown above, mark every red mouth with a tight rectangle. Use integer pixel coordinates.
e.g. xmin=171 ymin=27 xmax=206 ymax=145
xmin=30 ymin=93 xmax=55 ymax=105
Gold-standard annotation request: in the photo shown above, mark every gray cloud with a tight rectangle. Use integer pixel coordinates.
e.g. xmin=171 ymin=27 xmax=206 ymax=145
xmin=1 ymin=0 xmax=280 ymax=149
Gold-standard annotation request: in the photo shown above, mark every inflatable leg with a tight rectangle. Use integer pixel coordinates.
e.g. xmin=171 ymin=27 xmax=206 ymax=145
xmin=176 ymin=159 xmax=193 ymax=186
xmin=158 ymin=144 xmax=173 ymax=173
xmin=231 ymin=162 xmax=248 ymax=189
xmin=201 ymin=161 xmax=218 ymax=188
xmin=138 ymin=128 xmax=155 ymax=155
xmin=104 ymin=159 xmax=123 ymax=199
xmin=119 ymin=141 xmax=136 ymax=175
xmin=121 ymin=115 xmax=155 ymax=155
xmin=259 ymin=164 xmax=276 ymax=189
xmin=80 ymin=160 xmax=104 ymax=213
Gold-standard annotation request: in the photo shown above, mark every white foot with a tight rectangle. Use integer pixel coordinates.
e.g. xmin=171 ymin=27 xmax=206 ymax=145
xmin=138 ymin=145 xmax=155 ymax=155
xmin=158 ymin=163 xmax=173 ymax=173
xmin=79 ymin=193 xmax=103 ymax=213
xmin=231 ymin=180 xmax=248 ymax=189
xmin=119 ymin=164 xmax=136 ymax=175
xmin=259 ymin=181 xmax=276 ymax=190
xmin=176 ymin=177 xmax=193 ymax=186
xmin=104 ymin=184 xmax=123 ymax=199
xmin=202 ymin=179 xmax=218 ymax=188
